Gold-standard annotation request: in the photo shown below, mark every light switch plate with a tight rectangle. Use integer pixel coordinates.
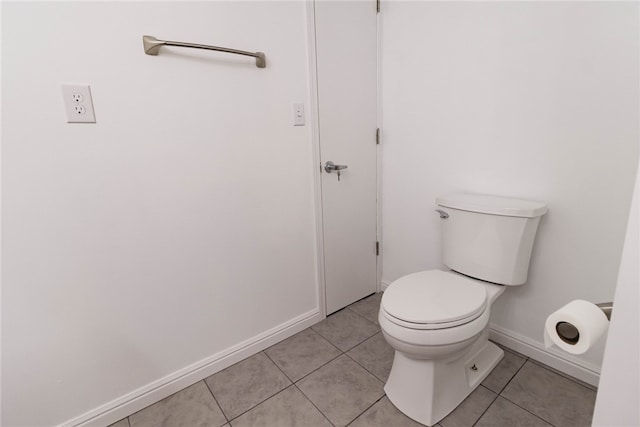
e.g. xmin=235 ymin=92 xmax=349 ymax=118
xmin=293 ymin=103 xmax=305 ymax=126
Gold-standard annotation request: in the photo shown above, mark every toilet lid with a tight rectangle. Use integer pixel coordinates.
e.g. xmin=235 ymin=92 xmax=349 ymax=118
xmin=382 ymin=270 xmax=487 ymax=326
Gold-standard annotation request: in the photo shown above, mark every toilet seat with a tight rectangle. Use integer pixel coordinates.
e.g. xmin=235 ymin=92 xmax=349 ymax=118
xmin=382 ymin=270 xmax=487 ymax=330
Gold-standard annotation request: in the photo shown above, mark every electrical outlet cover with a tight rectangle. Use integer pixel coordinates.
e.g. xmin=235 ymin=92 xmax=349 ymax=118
xmin=61 ymin=84 xmax=96 ymax=123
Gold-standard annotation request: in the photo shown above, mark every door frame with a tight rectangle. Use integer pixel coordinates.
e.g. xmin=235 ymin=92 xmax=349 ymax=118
xmin=305 ymin=0 xmax=327 ymax=319
xmin=304 ymin=0 xmax=383 ymax=320
xmin=375 ymin=0 xmax=383 ymax=294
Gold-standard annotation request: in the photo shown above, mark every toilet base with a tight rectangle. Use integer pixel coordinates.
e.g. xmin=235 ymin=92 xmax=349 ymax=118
xmin=384 ymin=336 xmax=504 ymax=426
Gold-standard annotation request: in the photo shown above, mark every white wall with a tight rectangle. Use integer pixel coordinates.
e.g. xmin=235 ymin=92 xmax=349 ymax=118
xmin=381 ymin=1 xmax=638 ymax=380
xmin=1 ymin=2 xmax=319 ymax=426
xmin=593 ymin=169 xmax=639 ymax=426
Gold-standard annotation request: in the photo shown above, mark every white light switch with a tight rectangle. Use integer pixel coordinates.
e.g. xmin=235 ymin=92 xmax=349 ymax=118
xmin=61 ymin=84 xmax=96 ymax=123
xmin=293 ymin=103 xmax=305 ymax=126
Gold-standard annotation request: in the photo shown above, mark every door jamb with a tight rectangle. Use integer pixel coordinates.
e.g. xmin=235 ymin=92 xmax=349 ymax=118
xmin=375 ymin=1 xmax=383 ymax=293
xmin=305 ymin=0 xmax=328 ymax=319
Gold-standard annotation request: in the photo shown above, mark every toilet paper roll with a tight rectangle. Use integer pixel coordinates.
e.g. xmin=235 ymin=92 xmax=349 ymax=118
xmin=544 ymin=299 xmax=609 ymax=355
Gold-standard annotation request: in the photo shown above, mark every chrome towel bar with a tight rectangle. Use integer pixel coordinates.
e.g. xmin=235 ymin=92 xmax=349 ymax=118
xmin=142 ymin=35 xmax=266 ymax=68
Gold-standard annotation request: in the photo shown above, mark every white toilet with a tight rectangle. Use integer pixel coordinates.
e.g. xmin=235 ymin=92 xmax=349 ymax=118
xmin=379 ymin=193 xmax=547 ymax=426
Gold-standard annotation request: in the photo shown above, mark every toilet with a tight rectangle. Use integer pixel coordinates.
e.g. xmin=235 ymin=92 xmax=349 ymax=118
xmin=379 ymin=193 xmax=547 ymax=426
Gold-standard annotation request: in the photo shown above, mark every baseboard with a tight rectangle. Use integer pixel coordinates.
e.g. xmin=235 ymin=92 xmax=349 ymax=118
xmin=489 ymin=323 xmax=601 ymax=387
xmin=60 ymin=309 xmax=323 ymax=427
xmin=380 ymin=279 xmax=391 ymax=291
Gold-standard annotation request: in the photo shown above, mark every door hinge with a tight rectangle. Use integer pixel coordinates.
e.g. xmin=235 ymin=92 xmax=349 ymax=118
xmin=376 ymin=241 xmax=380 ymax=256
xmin=376 ymin=128 xmax=380 ymax=145
xmin=376 ymin=0 xmax=380 ymax=13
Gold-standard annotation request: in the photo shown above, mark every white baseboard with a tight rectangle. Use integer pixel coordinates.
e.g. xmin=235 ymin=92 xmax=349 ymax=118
xmin=489 ymin=323 xmax=601 ymax=387
xmin=61 ymin=309 xmax=323 ymax=427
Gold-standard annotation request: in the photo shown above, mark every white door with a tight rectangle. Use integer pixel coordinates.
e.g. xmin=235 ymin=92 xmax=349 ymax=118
xmin=314 ymin=0 xmax=378 ymax=314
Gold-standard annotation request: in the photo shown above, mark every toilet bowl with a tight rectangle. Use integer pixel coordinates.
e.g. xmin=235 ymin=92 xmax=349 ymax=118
xmin=380 ymin=270 xmax=505 ymax=426
xmin=380 ymin=271 xmax=503 ymax=358
xmin=379 ymin=193 xmax=547 ymax=426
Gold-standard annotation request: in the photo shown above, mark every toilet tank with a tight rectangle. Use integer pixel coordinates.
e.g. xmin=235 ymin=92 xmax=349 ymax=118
xmin=436 ymin=193 xmax=547 ymax=286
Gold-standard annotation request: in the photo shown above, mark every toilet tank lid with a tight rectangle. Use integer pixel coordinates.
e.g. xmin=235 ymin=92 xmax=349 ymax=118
xmin=437 ymin=193 xmax=547 ymax=218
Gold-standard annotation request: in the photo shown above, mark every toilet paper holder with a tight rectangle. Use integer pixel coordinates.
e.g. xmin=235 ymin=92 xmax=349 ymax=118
xmin=595 ymin=302 xmax=613 ymax=320
xmin=555 ymin=302 xmax=613 ymax=345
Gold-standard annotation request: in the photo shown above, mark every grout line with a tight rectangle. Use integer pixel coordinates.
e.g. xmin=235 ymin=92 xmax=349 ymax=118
xmin=290 ymin=352 xmax=344 ymax=383
xmin=223 ymin=384 xmax=291 ymax=423
xmin=205 ymin=351 xmax=294 ymax=424
xmin=495 ymin=356 xmax=528 ymax=395
xmin=202 ymin=378 xmax=230 ymax=425
xmin=293 ymin=382 xmax=336 ymax=427
xmin=262 ymin=325 xmax=343 ymax=383
xmin=306 ymin=326 xmax=344 ymax=354
xmin=346 ymin=305 xmax=380 ymax=327
xmin=341 ymin=332 xmax=381 ymax=353
xmin=344 ymin=394 xmax=387 ymax=426
xmin=311 ymin=323 xmax=379 ymax=354
xmin=470 ymin=385 xmax=499 ymax=427
xmin=263 ymin=349 xmax=296 ymax=384
xmin=498 ymin=394 xmax=557 ymax=427
xmin=351 ymin=330 xmax=383 ymax=349
xmin=494 ymin=359 xmax=559 ymax=425
xmin=227 ymin=384 xmax=297 ymax=424
xmin=344 ymin=346 xmax=388 ymax=384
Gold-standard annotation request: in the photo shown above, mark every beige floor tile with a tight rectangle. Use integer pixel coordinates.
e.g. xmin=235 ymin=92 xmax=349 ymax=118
xmin=481 ymin=349 xmax=527 ymax=393
xmin=108 ymin=419 xmax=130 ymax=427
xmin=265 ymin=328 xmax=341 ymax=381
xmin=349 ymin=292 xmax=383 ymax=325
xmin=501 ymin=361 xmax=597 ymax=427
xmin=347 ymin=332 xmax=395 ymax=382
xmin=312 ymin=308 xmax=379 ymax=351
xmin=129 ymin=381 xmax=226 ymax=427
xmin=439 ymin=386 xmax=497 ymax=427
xmin=350 ymin=396 xmax=426 ymax=427
xmin=230 ymin=386 xmax=331 ymax=427
xmin=476 ymin=396 xmax=551 ymax=427
xmin=205 ymin=352 xmax=291 ymax=420
xmin=297 ymin=355 xmax=384 ymax=426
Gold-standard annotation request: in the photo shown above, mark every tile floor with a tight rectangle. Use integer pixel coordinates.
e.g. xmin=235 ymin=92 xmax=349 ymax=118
xmin=109 ymin=293 xmax=597 ymax=427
